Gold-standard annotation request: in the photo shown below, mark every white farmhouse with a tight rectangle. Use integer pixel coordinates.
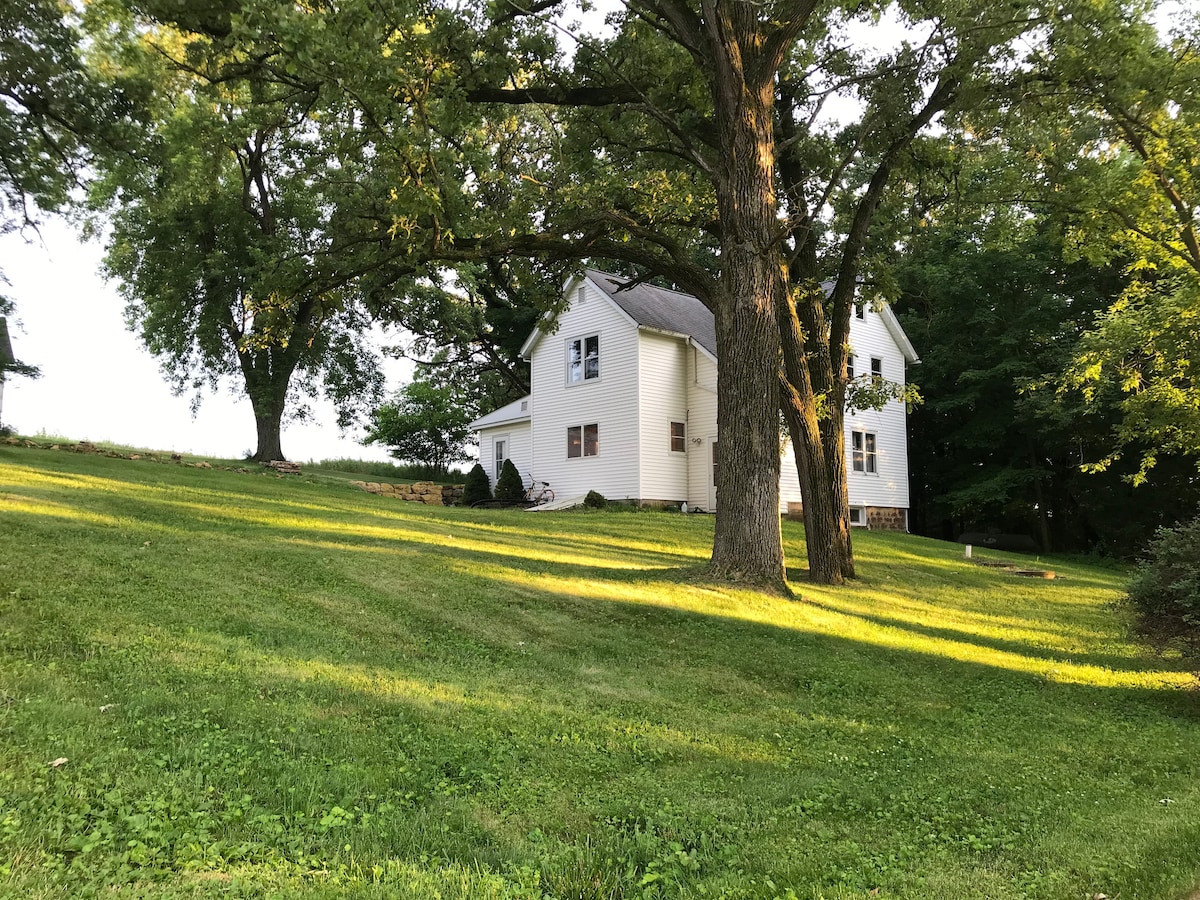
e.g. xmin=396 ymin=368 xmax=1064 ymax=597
xmin=469 ymin=269 xmax=918 ymax=529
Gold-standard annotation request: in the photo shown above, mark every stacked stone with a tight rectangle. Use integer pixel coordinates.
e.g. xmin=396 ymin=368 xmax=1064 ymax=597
xmin=352 ymin=481 xmax=465 ymax=506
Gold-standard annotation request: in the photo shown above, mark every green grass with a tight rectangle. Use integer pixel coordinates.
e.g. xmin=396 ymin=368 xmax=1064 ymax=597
xmin=0 ymin=445 xmax=1197 ymax=899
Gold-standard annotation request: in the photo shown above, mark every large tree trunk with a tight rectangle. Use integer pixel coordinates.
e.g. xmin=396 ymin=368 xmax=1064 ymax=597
xmin=240 ymin=349 xmax=293 ymax=462
xmin=778 ymin=285 xmax=854 ymax=584
xmin=251 ymin=401 xmax=285 ymax=462
xmin=703 ymin=14 xmax=787 ymax=591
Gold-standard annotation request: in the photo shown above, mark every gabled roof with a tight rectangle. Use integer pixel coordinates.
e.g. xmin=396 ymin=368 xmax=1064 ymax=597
xmin=468 ymin=394 xmax=531 ymax=431
xmin=584 ymin=269 xmax=718 ymax=357
xmin=515 ymin=268 xmax=918 ymax=370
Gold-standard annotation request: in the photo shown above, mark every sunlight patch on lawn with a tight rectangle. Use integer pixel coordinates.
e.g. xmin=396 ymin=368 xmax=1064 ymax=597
xmin=0 ymin=493 xmax=124 ymax=526
xmin=481 ymin=566 xmax=1195 ymax=691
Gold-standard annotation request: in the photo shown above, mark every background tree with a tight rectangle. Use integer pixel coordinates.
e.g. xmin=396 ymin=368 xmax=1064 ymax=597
xmin=90 ymin=1 xmax=391 ymax=461
xmin=364 ymin=368 xmax=475 ymax=475
xmin=1026 ymin=4 xmax=1200 ymax=483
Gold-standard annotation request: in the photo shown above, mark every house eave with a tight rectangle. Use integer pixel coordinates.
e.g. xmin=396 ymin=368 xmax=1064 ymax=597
xmin=880 ymin=305 xmax=920 ymax=364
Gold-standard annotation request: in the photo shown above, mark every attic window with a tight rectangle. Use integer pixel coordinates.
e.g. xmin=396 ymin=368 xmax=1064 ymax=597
xmin=567 ymin=335 xmax=600 ymax=383
xmin=855 ymin=302 xmax=865 ymax=319
xmin=521 ymin=400 xmax=528 ymax=412
xmin=871 ymin=357 xmax=882 ymax=378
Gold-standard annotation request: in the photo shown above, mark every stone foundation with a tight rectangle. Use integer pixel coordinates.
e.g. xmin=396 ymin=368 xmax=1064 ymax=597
xmin=866 ymin=506 xmax=908 ymax=531
xmin=784 ymin=502 xmax=908 ymax=531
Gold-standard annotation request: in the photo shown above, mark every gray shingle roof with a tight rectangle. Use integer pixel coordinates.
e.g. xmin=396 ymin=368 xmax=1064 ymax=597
xmin=585 ymin=269 xmax=717 ymax=356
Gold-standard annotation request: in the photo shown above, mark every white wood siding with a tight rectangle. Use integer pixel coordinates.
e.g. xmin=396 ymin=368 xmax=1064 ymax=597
xmin=527 ymin=281 xmax=642 ymax=500
xmin=686 ymin=350 xmax=718 ymax=510
xmin=478 ymin=422 xmax=532 ymax=491
xmin=637 ymin=331 xmax=690 ymax=502
xmin=844 ymin=306 xmax=911 ymax=510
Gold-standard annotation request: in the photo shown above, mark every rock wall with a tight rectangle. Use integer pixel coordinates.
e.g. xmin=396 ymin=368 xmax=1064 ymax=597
xmin=351 ymin=480 xmax=465 ymax=506
xmin=866 ymin=506 xmax=908 ymax=531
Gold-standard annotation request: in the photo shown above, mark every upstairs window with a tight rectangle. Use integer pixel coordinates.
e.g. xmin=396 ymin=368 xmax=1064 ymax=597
xmin=568 ymin=424 xmax=599 ymax=458
xmin=670 ymin=421 xmax=686 ymax=452
xmin=568 ymin=335 xmax=600 ymax=383
xmin=851 ymin=431 xmax=877 ymax=474
xmin=846 ymin=354 xmax=855 ymax=379
xmin=871 ymin=357 xmax=882 ymax=378
xmin=855 ymin=302 xmax=865 ymax=319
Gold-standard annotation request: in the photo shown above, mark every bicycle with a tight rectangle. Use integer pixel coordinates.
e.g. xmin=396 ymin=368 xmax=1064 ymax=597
xmin=524 ymin=476 xmax=555 ymax=505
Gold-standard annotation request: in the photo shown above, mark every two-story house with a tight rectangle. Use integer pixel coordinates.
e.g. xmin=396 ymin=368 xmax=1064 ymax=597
xmin=468 ymin=269 xmax=918 ymax=529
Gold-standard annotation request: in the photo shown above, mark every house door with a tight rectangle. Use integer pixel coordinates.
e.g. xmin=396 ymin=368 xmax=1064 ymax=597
xmin=494 ymin=438 xmax=507 ymax=484
xmin=708 ymin=438 xmax=718 ymax=511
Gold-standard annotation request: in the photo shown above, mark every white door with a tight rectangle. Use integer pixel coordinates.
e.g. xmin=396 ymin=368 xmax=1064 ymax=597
xmin=493 ymin=437 xmax=508 ymax=485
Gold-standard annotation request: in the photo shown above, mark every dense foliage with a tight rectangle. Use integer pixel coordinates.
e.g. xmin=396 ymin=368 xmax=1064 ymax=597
xmin=462 ymin=462 xmax=492 ymax=507
xmin=494 ymin=458 xmax=524 ymax=503
xmin=1126 ymin=517 xmax=1200 ymax=653
xmin=895 ymin=220 xmax=1200 ymax=554
xmin=364 ymin=375 xmax=474 ymax=474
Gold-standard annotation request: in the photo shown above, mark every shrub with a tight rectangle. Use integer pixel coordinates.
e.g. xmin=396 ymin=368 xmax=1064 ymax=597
xmin=584 ymin=490 xmax=608 ymax=509
xmin=495 ymin=458 xmax=526 ymax=502
xmin=463 ymin=463 xmax=493 ymax=507
xmin=1126 ymin=517 xmax=1200 ymax=654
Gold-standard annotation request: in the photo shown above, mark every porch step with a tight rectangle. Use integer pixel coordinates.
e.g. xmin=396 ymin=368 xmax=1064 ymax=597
xmin=525 ymin=494 xmax=587 ymax=511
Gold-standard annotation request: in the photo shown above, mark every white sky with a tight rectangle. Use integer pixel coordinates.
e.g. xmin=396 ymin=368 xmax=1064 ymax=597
xmin=1 ymin=219 xmax=410 ymax=462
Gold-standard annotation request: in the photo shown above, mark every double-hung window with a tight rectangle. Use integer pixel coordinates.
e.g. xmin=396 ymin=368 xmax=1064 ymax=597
xmin=846 ymin=354 xmax=855 ymax=379
xmin=870 ymin=357 xmax=882 ymax=378
xmin=670 ymin=421 xmax=686 ymax=452
xmin=567 ymin=335 xmax=600 ymax=383
xmin=567 ymin=424 xmax=599 ymax=458
xmin=851 ymin=431 xmax=877 ymax=474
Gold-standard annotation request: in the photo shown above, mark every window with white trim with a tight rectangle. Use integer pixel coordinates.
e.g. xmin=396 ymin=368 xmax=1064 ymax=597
xmin=567 ymin=424 xmax=599 ymax=458
xmin=567 ymin=335 xmax=600 ymax=383
xmin=851 ymin=431 xmax=877 ymax=474
xmin=846 ymin=354 xmax=855 ymax=379
xmin=848 ymin=507 xmax=865 ymax=525
xmin=871 ymin=357 xmax=882 ymax=378
xmin=855 ymin=302 xmax=865 ymax=319
xmin=670 ymin=421 xmax=686 ymax=452
xmin=494 ymin=439 xmax=507 ymax=481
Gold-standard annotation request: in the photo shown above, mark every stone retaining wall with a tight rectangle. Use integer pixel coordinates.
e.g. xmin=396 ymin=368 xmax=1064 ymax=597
xmin=351 ymin=480 xmax=465 ymax=506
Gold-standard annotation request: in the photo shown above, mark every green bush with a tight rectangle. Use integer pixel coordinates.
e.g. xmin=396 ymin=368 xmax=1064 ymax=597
xmin=1126 ymin=517 xmax=1200 ymax=653
xmin=584 ymin=490 xmax=608 ymax=509
xmin=463 ymin=463 xmax=493 ymax=506
xmin=495 ymin=458 xmax=525 ymax=502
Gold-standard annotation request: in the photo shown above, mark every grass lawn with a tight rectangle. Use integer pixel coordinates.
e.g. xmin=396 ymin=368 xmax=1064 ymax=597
xmin=1 ymin=446 xmax=1197 ymax=899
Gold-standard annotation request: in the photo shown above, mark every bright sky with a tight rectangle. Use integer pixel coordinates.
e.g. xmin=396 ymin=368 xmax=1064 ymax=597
xmin=1 ymin=219 xmax=410 ymax=462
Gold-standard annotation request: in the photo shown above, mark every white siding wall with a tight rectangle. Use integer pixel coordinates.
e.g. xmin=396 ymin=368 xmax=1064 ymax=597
xmin=478 ymin=422 xmax=532 ymax=491
xmin=686 ymin=350 xmax=719 ymax=510
xmin=527 ymin=280 xmax=642 ymax=500
xmin=637 ymin=331 xmax=690 ymax=502
xmin=845 ymin=307 xmax=911 ymax=510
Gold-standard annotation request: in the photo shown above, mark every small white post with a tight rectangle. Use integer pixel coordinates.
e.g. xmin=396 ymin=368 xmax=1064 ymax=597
xmin=964 ymin=544 xmax=973 ymax=559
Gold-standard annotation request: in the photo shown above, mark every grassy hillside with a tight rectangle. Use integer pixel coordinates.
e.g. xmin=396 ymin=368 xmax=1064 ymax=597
xmin=0 ymin=445 xmax=1197 ymax=899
